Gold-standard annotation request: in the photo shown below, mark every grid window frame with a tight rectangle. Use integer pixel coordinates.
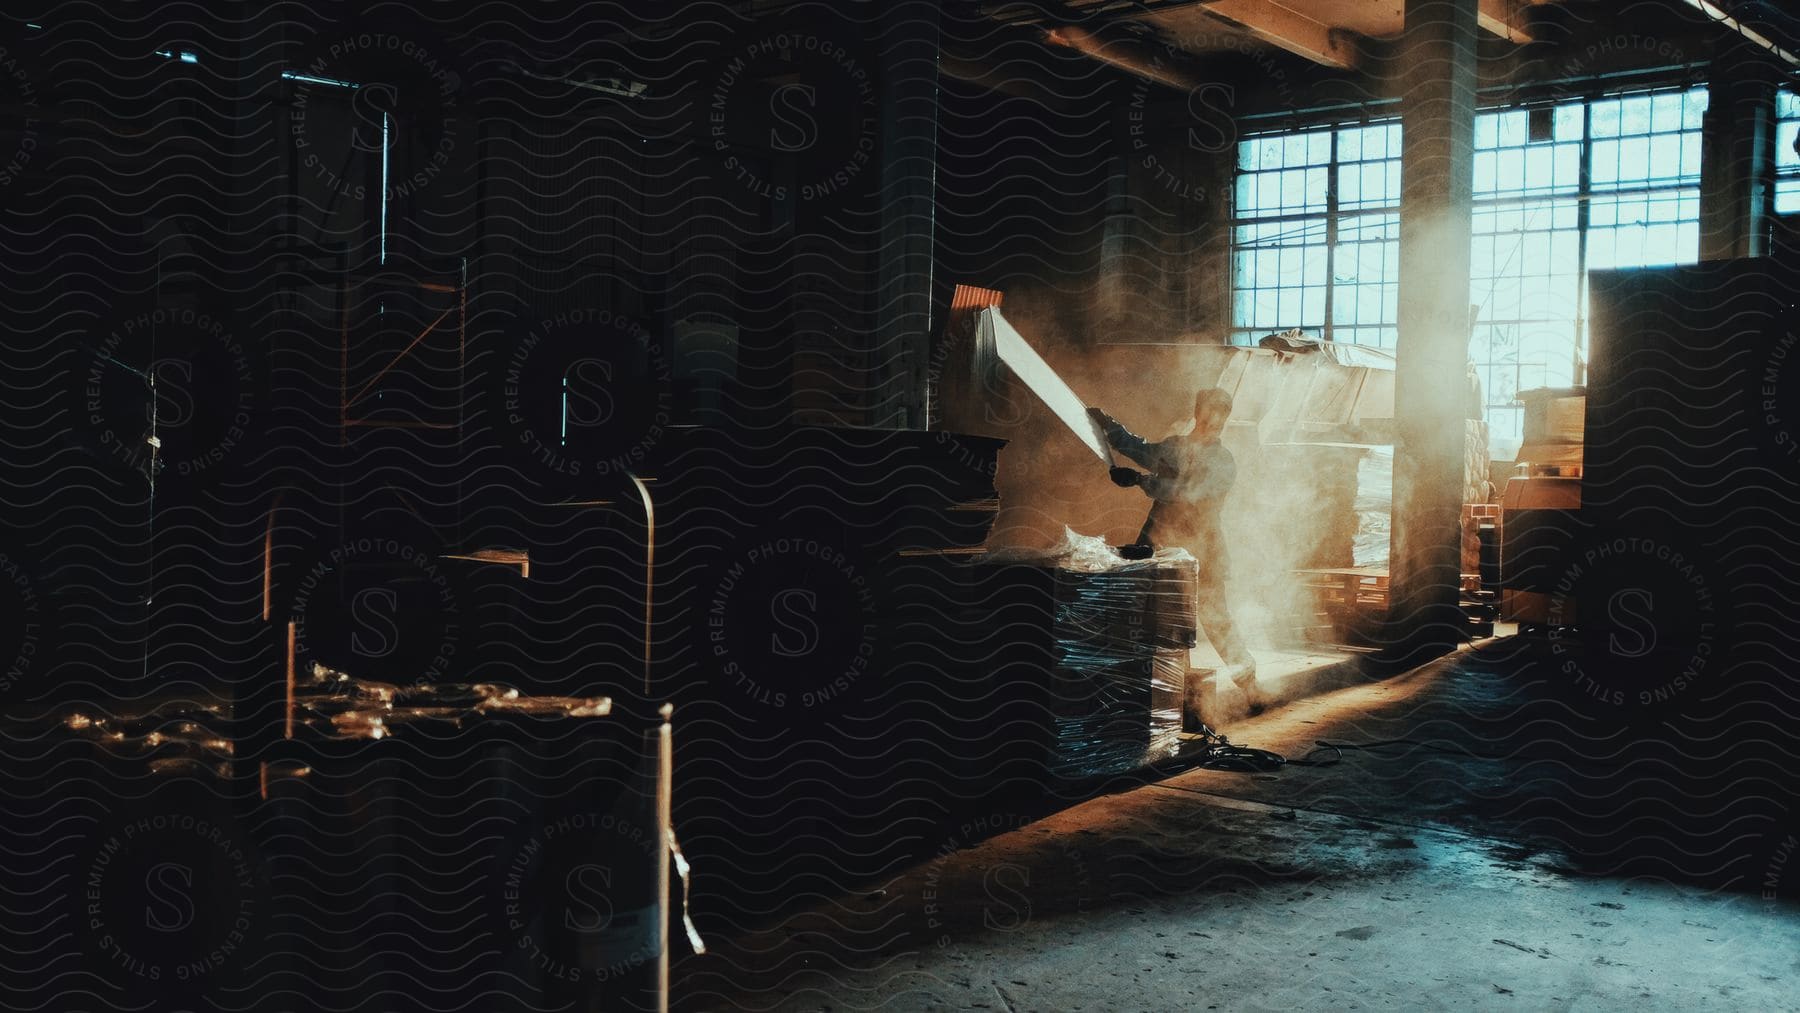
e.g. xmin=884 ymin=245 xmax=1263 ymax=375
xmin=1777 ymin=87 xmax=1800 ymax=215
xmin=1230 ymin=119 xmax=1403 ymax=348
xmin=1230 ymin=84 xmax=1709 ymax=444
xmin=1471 ymin=85 xmax=1706 ymax=443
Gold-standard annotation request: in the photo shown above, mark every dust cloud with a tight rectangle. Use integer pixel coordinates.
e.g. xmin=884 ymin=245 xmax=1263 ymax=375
xmin=939 ymin=281 xmax=1391 ymax=651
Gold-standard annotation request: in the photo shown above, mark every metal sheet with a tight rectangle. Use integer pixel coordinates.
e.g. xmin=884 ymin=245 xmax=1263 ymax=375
xmin=981 ymin=307 xmax=1114 ymax=465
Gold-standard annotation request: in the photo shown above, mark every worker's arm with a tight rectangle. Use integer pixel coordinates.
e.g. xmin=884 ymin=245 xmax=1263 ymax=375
xmin=1108 ymin=466 xmax=1175 ymax=499
xmin=1088 ymin=408 xmax=1171 ymax=471
xmin=1137 ymin=470 xmax=1179 ymax=500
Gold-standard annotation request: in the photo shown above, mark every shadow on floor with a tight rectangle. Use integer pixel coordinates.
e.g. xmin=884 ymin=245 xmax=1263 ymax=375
xmin=674 ymin=637 xmax=1800 ymax=1010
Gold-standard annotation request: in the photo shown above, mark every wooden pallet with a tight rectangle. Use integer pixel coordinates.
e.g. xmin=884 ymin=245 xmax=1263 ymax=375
xmin=1298 ymin=567 xmax=1497 ymax=644
xmin=1298 ymin=566 xmax=1390 ymax=612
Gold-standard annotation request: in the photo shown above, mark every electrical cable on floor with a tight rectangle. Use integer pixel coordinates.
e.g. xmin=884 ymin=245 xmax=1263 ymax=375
xmin=1184 ymin=730 xmax=1631 ymax=773
xmin=1183 ymin=723 xmax=1342 ymax=772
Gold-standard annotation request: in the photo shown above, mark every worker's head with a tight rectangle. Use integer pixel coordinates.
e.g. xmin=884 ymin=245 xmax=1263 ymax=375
xmin=1193 ymin=387 xmax=1232 ymax=441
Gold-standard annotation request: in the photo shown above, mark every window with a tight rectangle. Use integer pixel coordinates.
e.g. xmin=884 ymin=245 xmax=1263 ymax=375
xmin=1473 ymin=87 xmax=1705 ymax=442
xmin=1778 ymin=88 xmax=1800 ymax=214
xmin=1231 ymin=121 xmax=1401 ymax=348
xmin=1231 ymin=85 xmax=1708 ymax=445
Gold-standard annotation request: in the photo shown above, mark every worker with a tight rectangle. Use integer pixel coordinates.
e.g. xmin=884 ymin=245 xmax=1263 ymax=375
xmin=1087 ymin=389 xmax=1265 ymax=718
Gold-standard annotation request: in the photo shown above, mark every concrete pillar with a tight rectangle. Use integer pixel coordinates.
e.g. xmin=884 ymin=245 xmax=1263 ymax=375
xmin=875 ymin=0 xmax=942 ymax=428
xmin=1388 ymin=0 xmax=1479 ymax=660
xmin=1699 ymin=39 xmax=1777 ymax=261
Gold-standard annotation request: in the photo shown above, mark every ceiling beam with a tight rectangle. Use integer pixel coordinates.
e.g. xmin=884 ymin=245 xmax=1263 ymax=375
xmin=1040 ymin=24 xmax=1203 ymax=90
xmin=1198 ymin=0 xmax=1362 ymax=71
xmin=1477 ymin=0 xmax=1535 ymax=43
xmin=1675 ymin=0 xmax=1800 ymax=65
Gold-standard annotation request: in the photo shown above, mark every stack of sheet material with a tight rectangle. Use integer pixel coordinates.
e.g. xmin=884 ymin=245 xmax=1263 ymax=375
xmin=972 ymin=306 xmax=1115 ymax=466
xmin=881 ymin=530 xmax=1194 ymax=799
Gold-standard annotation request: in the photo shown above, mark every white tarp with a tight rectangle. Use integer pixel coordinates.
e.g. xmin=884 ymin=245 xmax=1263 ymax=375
xmin=979 ymin=306 xmax=1114 ymax=465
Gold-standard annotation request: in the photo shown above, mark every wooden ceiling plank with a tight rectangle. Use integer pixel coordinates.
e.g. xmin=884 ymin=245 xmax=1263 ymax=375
xmin=1674 ymin=0 xmax=1800 ymax=65
xmin=1477 ymin=0 xmax=1534 ymax=43
xmin=1202 ymin=0 xmax=1362 ymax=70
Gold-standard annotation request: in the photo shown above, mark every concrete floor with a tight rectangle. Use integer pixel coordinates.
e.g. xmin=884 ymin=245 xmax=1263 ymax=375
xmin=677 ymin=639 xmax=1800 ymax=1011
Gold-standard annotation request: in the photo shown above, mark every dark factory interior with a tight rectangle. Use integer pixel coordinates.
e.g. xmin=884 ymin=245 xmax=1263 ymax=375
xmin=4 ymin=1 xmax=1800 ymax=1009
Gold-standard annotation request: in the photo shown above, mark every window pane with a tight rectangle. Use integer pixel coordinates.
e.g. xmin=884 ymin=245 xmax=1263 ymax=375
xmin=1230 ymin=86 xmax=1704 ymax=383
xmin=1778 ymin=87 xmax=1800 ymax=216
xmin=1554 ymin=103 xmax=1584 ymax=141
xmin=1651 ymin=92 xmax=1683 ymax=133
xmin=1475 ymin=112 xmax=1498 ymax=150
xmin=1683 ymin=89 xmax=1708 ymax=129
xmin=1591 ymin=98 xmax=1620 ymax=138
xmin=1780 ymin=180 xmax=1800 ymax=215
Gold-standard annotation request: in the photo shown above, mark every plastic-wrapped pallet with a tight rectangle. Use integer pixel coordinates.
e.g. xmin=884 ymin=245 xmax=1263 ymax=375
xmin=982 ymin=528 xmax=1194 ymax=784
xmin=1046 ymin=640 xmax=1186 ymax=785
xmin=1052 ymin=564 xmax=1199 ymax=653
